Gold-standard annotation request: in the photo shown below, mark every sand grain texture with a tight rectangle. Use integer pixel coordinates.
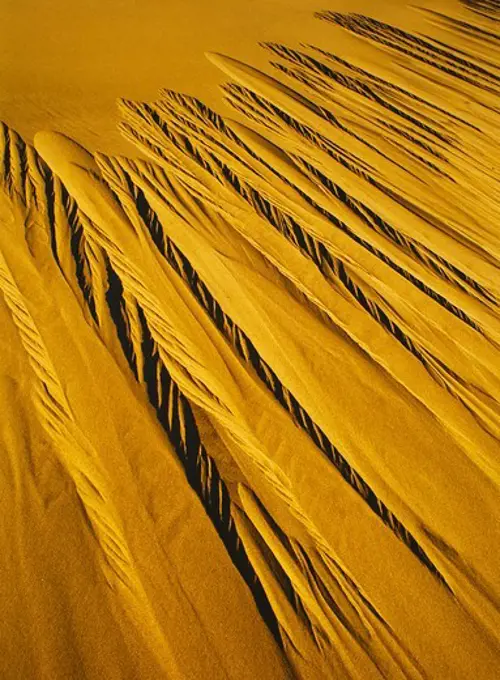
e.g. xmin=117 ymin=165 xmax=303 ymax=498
xmin=1 ymin=1 xmax=499 ymax=678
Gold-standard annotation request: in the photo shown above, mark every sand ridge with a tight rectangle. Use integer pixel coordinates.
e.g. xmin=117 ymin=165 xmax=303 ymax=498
xmin=0 ymin=1 xmax=499 ymax=678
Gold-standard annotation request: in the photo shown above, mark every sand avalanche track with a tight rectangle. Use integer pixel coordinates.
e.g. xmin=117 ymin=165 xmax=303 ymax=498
xmin=0 ymin=3 xmax=499 ymax=678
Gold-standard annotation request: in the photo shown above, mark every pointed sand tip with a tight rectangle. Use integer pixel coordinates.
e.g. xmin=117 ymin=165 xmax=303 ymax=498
xmin=205 ymin=51 xmax=246 ymax=71
xmin=204 ymin=51 xmax=221 ymax=61
xmin=226 ymin=117 xmax=284 ymax=152
xmin=204 ymin=51 xmax=226 ymax=68
xmin=34 ymin=131 xmax=98 ymax=175
xmin=226 ymin=116 xmax=270 ymax=140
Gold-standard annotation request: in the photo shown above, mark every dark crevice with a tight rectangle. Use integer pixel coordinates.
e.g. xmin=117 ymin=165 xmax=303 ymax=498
xmin=1 ymin=124 xmax=12 ymax=189
xmin=134 ymin=304 xmax=284 ymax=646
xmin=117 ymin=184 xmax=450 ymax=589
xmin=94 ymin=219 xmax=284 ymax=645
xmin=316 ymin=12 xmax=500 ymax=95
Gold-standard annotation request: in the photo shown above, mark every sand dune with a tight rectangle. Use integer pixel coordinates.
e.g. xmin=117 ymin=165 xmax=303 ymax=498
xmin=1 ymin=1 xmax=499 ymax=678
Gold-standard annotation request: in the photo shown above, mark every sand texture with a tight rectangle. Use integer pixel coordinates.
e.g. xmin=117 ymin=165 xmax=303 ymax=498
xmin=0 ymin=1 xmax=499 ymax=678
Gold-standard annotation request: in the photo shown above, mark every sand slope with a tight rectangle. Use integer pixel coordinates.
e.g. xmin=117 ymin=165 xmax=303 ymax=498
xmin=1 ymin=1 xmax=499 ymax=678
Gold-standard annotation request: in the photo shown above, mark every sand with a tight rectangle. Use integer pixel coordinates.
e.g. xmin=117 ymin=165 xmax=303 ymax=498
xmin=0 ymin=0 xmax=499 ymax=678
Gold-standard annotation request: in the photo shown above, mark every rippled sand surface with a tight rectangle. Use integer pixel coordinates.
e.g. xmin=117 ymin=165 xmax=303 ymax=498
xmin=1 ymin=1 xmax=499 ymax=677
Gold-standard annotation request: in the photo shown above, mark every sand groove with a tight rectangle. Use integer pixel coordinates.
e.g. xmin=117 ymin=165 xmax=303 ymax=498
xmin=1 ymin=2 xmax=499 ymax=678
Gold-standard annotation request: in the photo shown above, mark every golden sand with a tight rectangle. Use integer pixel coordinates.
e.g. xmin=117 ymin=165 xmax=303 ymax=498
xmin=1 ymin=1 xmax=499 ymax=677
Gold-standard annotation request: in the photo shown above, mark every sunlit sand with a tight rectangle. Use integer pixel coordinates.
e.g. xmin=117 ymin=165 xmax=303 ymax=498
xmin=1 ymin=1 xmax=499 ymax=677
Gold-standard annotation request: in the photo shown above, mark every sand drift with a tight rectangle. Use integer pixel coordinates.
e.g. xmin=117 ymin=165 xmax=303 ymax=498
xmin=0 ymin=3 xmax=499 ymax=678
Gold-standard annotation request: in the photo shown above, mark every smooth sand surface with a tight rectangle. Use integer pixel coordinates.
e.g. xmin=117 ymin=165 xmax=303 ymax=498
xmin=1 ymin=0 xmax=499 ymax=678
xmin=1 ymin=0 xmax=457 ymax=154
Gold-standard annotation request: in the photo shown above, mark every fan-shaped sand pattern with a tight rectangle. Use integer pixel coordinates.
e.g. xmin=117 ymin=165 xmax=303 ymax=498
xmin=0 ymin=3 xmax=499 ymax=679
